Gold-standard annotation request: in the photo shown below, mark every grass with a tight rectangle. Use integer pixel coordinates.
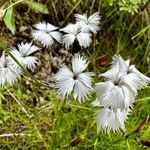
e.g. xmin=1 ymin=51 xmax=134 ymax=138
xmin=0 ymin=0 xmax=150 ymax=149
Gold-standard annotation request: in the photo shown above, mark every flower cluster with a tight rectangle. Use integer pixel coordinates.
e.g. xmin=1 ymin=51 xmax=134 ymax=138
xmin=0 ymin=42 xmax=40 ymax=86
xmin=53 ymin=12 xmax=100 ymax=101
xmin=31 ymin=12 xmax=100 ymax=51
xmin=1 ymin=12 xmax=100 ymax=87
xmin=92 ymin=55 xmax=150 ymax=133
xmin=1 ymin=11 xmax=149 ymax=133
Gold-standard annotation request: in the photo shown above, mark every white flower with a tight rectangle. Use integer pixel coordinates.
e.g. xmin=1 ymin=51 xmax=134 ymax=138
xmin=9 ymin=42 xmax=40 ymax=71
xmin=60 ymin=23 xmax=92 ymax=49
xmin=74 ymin=12 xmax=100 ymax=34
xmin=93 ymin=55 xmax=150 ymax=110
xmin=96 ymin=108 xmax=129 ymax=133
xmin=101 ymin=55 xmax=150 ymax=92
xmin=31 ymin=22 xmax=62 ymax=48
xmin=92 ymin=81 xmax=135 ymax=110
xmin=54 ymin=54 xmax=94 ymax=102
xmin=0 ymin=52 xmax=21 ymax=86
xmin=92 ymin=57 xmax=133 ymax=110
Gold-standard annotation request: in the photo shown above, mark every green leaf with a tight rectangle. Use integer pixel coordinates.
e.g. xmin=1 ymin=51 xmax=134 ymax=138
xmin=26 ymin=1 xmax=49 ymax=14
xmin=4 ymin=7 xmax=16 ymax=34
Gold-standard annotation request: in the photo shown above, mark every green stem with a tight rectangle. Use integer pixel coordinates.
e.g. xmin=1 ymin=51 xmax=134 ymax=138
xmin=6 ymin=0 xmax=25 ymax=10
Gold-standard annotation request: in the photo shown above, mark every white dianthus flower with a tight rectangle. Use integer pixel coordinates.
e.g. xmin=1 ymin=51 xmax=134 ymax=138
xmin=96 ymin=108 xmax=129 ymax=133
xmin=102 ymin=55 xmax=150 ymax=92
xmin=60 ymin=23 xmax=92 ymax=50
xmin=74 ymin=12 xmax=100 ymax=34
xmin=54 ymin=54 xmax=94 ymax=102
xmin=32 ymin=22 xmax=62 ymax=48
xmin=93 ymin=55 xmax=150 ymax=110
xmin=0 ymin=52 xmax=21 ymax=86
xmin=9 ymin=42 xmax=40 ymax=71
xmin=92 ymin=80 xmax=135 ymax=110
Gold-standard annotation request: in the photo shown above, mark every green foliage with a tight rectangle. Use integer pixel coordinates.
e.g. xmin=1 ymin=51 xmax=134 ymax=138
xmin=2 ymin=0 xmax=49 ymax=34
xmin=4 ymin=7 xmax=16 ymax=34
xmin=109 ymin=0 xmax=149 ymax=14
xmin=26 ymin=1 xmax=49 ymax=14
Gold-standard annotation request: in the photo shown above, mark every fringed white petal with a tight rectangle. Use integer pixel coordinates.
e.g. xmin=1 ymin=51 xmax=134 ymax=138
xmin=111 ymin=55 xmax=130 ymax=70
xmin=56 ymin=78 xmax=75 ymax=99
xmin=62 ymin=34 xmax=76 ymax=49
xmin=46 ymin=23 xmax=59 ymax=31
xmin=101 ymin=55 xmax=129 ymax=81
xmin=78 ymin=72 xmax=94 ymax=86
xmin=54 ymin=65 xmax=73 ymax=81
xmin=49 ymin=31 xmax=62 ymax=43
xmin=96 ymin=108 xmax=128 ymax=133
xmin=120 ymin=72 xmax=149 ymax=92
xmin=77 ymin=23 xmax=91 ymax=33
xmin=95 ymin=81 xmax=114 ymax=98
xmin=76 ymin=32 xmax=92 ymax=48
xmin=32 ymin=30 xmax=55 ymax=48
xmin=72 ymin=54 xmax=88 ymax=74
xmin=0 ymin=52 xmax=7 ymax=67
xmin=129 ymin=65 xmax=150 ymax=85
xmin=88 ymin=12 xmax=100 ymax=25
xmin=0 ymin=68 xmax=20 ymax=86
xmin=54 ymin=65 xmax=75 ymax=99
xmin=60 ymin=23 xmax=79 ymax=34
xmin=34 ymin=22 xmax=58 ymax=32
xmin=73 ymin=79 xmax=92 ymax=102
xmin=74 ymin=13 xmax=88 ymax=23
xmin=26 ymin=45 xmax=40 ymax=56
xmin=101 ymin=62 xmax=120 ymax=82
xmin=21 ymin=56 xmax=38 ymax=71
xmin=34 ymin=22 xmax=47 ymax=31
xmin=121 ymin=85 xmax=135 ymax=107
xmin=17 ymin=42 xmax=40 ymax=56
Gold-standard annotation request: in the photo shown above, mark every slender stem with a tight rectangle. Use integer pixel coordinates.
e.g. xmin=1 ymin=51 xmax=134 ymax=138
xmin=6 ymin=0 xmax=25 ymax=10
xmin=140 ymin=1 xmax=150 ymax=12
xmin=144 ymin=85 xmax=150 ymax=89
xmin=63 ymin=0 xmax=82 ymax=25
xmin=0 ymin=133 xmax=32 ymax=137
xmin=90 ymin=0 xmax=96 ymax=15
xmin=5 ymin=86 xmax=31 ymax=118
xmin=137 ymin=96 xmax=150 ymax=101
xmin=67 ymin=103 xmax=93 ymax=110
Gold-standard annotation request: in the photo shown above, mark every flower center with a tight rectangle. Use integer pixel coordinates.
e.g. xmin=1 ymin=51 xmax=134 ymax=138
xmin=73 ymin=74 xmax=78 ymax=80
xmin=114 ymin=81 xmax=119 ymax=86
xmin=2 ymin=60 xmax=7 ymax=68
xmin=113 ymin=78 xmax=122 ymax=86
